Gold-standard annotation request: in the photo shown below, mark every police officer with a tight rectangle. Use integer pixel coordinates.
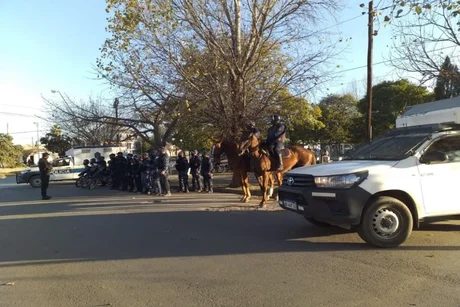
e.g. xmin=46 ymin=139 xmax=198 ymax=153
xmin=200 ymin=151 xmax=213 ymax=193
xmin=140 ymin=153 xmax=150 ymax=193
xmin=157 ymin=147 xmax=171 ymax=196
xmin=125 ymin=153 xmax=135 ymax=192
xmin=175 ymin=151 xmax=190 ymax=193
xmin=108 ymin=153 xmax=117 ymax=189
xmin=266 ymin=114 xmax=286 ymax=170
xmin=149 ymin=150 xmax=162 ymax=195
xmin=115 ymin=152 xmax=127 ymax=190
xmin=38 ymin=152 xmax=53 ymax=200
xmin=189 ymin=150 xmax=202 ymax=192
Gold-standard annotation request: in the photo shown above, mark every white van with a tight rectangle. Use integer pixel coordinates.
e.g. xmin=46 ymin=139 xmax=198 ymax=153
xmin=278 ymin=121 xmax=460 ymax=248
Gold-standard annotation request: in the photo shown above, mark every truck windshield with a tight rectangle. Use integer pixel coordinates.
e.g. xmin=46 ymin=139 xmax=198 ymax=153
xmin=343 ymin=134 xmax=429 ymax=160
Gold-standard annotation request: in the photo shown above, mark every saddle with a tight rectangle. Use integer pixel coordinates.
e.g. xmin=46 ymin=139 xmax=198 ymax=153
xmin=260 ymin=146 xmax=291 ymax=158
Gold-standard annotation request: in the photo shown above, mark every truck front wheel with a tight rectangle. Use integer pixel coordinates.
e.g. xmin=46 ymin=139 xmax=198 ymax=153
xmin=29 ymin=175 xmax=42 ymax=188
xmin=357 ymin=196 xmax=413 ymax=248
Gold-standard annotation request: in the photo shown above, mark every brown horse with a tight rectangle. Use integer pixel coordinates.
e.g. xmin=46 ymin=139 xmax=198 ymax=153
xmin=238 ymin=131 xmax=316 ymax=207
xmin=212 ymin=138 xmax=275 ymax=203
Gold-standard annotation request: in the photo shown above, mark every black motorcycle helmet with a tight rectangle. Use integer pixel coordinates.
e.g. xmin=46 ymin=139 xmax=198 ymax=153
xmin=83 ymin=159 xmax=90 ymax=165
xmin=90 ymin=158 xmax=97 ymax=164
xmin=109 ymin=153 xmax=116 ymax=160
xmin=271 ymin=114 xmax=281 ymax=125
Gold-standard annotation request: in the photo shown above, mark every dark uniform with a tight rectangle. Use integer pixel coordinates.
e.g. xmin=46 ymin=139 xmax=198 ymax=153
xmin=38 ymin=153 xmax=52 ymax=200
xmin=157 ymin=148 xmax=171 ymax=196
xmin=200 ymin=152 xmax=213 ymax=193
xmin=134 ymin=156 xmax=143 ymax=193
xmin=124 ymin=154 xmax=135 ymax=192
xmin=115 ymin=152 xmax=127 ymax=190
xmin=140 ymin=154 xmax=150 ymax=193
xmin=175 ymin=152 xmax=190 ymax=193
xmin=189 ymin=151 xmax=202 ymax=192
xmin=266 ymin=114 xmax=286 ymax=170
xmin=108 ymin=154 xmax=117 ymax=189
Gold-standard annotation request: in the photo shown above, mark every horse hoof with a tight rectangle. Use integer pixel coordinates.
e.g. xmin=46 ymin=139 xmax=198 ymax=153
xmin=259 ymin=202 xmax=266 ymax=208
xmin=240 ymin=197 xmax=246 ymax=202
xmin=275 ymin=196 xmax=279 ymax=201
xmin=244 ymin=198 xmax=250 ymax=203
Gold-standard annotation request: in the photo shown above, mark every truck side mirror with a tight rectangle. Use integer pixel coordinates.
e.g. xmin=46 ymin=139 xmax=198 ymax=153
xmin=420 ymin=151 xmax=448 ymax=164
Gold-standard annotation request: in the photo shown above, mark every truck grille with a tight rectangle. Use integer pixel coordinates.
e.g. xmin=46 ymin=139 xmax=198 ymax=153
xmin=282 ymin=174 xmax=315 ymax=188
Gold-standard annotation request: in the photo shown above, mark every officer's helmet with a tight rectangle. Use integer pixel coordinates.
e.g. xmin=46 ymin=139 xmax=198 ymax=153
xmin=90 ymin=158 xmax=97 ymax=164
xmin=83 ymin=159 xmax=90 ymax=165
xmin=271 ymin=114 xmax=281 ymax=124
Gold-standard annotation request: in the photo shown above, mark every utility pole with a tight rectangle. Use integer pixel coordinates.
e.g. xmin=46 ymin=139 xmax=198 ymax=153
xmin=366 ymin=0 xmax=374 ymax=142
xmin=113 ymin=98 xmax=120 ymax=145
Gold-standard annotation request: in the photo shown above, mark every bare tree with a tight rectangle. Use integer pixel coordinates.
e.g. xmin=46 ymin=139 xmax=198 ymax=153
xmin=99 ymin=0 xmax=344 ymax=139
xmin=42 ymin=93 xmax=125 ymax=146
xmin=387 ymin=0 xmax=460 ymax=84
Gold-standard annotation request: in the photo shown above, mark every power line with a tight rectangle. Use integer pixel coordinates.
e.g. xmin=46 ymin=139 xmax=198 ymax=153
xmin=329 ymin=45 xmax=458 ymax=76
xmin=0 ymin=104 xmax=43 ymax=111
xmin=6 ymin=130 xmax=48 ymax=135
xmin=0 ymin=112 xmax=39 ymax=118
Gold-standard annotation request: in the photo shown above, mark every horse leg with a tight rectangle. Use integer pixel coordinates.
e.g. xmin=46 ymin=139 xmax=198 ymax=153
xmin=275 ymin=172 xmax=283 ymax=201
xmin=268 ymin=173 xmax=274 ymax=199
xmin=259 ymin=172 xmax=269 ymax=208
xmin=236 ymin=171 xmax=247 ymax=202
xmin=242 ymin=172 xmax=251 ymax=203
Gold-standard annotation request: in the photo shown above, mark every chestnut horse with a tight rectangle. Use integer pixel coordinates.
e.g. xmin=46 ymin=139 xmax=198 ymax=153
xmin=238 ymin=131 xmax=316 ymax=207
xmin=212 ymin=138 xmax=275 ymax=203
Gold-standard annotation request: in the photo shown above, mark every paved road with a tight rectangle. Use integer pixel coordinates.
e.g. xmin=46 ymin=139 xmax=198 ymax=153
xmin=1 ymin=177 xmax=460 ymax=306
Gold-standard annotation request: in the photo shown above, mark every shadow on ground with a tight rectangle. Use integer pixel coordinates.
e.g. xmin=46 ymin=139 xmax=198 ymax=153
xmin=1 ymin=197 xmax=460 ymax=269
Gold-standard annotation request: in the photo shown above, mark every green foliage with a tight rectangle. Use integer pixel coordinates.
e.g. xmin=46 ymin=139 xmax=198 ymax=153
xmin=0 ymin=134 xmax=23 ymax=168
xmin=358 ymin=80 xmax=433 ymax=138
xmin=271 ymin=90 xmax=324 ymax=145
xmin=172 ymin=113 xmax=214 ymax=152
xmin=316 ymin=94 xmax=360 ymax=145
xmin=40 ymin=125 xmax=74 ymax=156
xmin=434 ymin=56 xmax=460 ymax=100
xmin=385 ymin=1 xmax=460 ymax=19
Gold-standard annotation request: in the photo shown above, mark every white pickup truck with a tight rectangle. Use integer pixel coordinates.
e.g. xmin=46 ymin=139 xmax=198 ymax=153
xmin=16 ymin=146 xmax=123 ymax=188
xmin=278 ymin=97 xmax=460 ymax=248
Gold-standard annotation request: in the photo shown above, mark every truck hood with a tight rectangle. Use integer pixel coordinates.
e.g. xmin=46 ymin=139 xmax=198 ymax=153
xmin=287 ymin=160 xmax=400 ymax=177
xmin=19 ymin=167 xmax=38 ymax=173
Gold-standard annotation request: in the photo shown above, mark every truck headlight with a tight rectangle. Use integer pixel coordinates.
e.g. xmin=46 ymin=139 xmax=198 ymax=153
xmin=314 ymin=171 xmax=368 ymax=189
xmin=20 ymin=169 xmax=31 ymax=174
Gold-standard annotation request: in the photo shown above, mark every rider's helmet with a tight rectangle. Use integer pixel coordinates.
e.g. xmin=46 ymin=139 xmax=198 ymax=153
xmin=271 ymin=114 xmax=281 ymax=125
xmin=83 ymin=159 xmax=90 ymax=165
xmin=90 ymin=158 xmax=97 ymax=164
xmin=245 ymin=120 xmax=256 ymax=130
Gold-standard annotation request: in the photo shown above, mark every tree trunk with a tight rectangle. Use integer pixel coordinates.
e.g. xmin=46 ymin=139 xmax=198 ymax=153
xmin=229 ymin=171 xmax=241 ymax=188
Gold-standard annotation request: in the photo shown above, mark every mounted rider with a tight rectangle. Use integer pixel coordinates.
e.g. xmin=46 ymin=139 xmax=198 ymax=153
xmin=266 ymin=114 xmax=286 ymax=171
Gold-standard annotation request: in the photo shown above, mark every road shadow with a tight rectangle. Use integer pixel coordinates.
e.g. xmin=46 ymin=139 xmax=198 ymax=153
xmin=1 ymin=207 xmax=459 ymax=268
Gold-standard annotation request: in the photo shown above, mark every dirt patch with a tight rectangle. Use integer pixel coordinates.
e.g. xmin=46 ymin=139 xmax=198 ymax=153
xmin=203 ymin=200 xmax=282 ymax=212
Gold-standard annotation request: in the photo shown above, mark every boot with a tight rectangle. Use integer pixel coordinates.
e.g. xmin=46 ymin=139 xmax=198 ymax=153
xmin=277 ymin=153 xmax=284 ymax=171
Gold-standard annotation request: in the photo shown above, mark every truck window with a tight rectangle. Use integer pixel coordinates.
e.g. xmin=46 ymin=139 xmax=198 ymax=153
xmin=424 ymin=135 xmax=460 ymax=163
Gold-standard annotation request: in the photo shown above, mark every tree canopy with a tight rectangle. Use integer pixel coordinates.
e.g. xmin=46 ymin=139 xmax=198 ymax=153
xmin=40 ymin=125 xmax=75 ymax=156
xmin=358 ymin=80 xmax=433 ymax=138
xmin=0 ymin=134 xmax=23 ymax=168
xmin=315 ymin=94 xmax=360 ymax=145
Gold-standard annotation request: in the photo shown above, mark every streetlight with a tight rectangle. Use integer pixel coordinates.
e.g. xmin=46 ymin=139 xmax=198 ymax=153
xmin=33 ymin=122 xmax=39 ymax=150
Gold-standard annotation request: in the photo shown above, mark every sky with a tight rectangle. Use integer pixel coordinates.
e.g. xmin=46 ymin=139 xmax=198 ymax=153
xmin=0 ymin=0 xmax=428 ymax=145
